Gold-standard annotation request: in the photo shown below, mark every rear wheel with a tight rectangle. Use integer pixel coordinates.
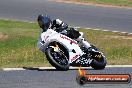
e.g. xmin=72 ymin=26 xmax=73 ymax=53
xmin=90 ymin=55 xmax=106 ymax=70
xmin=45 ymin=47 xmax=69 ymax=71
xmin=90 ymin=45 xmax=107 ymax=70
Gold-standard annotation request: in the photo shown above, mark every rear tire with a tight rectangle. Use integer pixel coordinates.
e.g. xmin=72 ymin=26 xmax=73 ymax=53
xmin=45 ymin=48 xmax=69 ymax=71
xmin=90 ymin=45 xmax=107 ymax=70
xmin=90 ymin=55 xmax=106 ymax=70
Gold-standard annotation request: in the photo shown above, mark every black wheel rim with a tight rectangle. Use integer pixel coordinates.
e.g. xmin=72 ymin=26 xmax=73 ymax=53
xmin=50 ymin=48 xmax=69 ymax=66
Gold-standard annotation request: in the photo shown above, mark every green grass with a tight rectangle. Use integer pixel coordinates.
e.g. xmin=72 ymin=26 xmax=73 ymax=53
xmin=79 ymin=29 xmax=132 ymax=65
xmin=0 ymin=19 xmax=51 ymax=68
xmin=65 ymin=0 xmax=132 ymax=7
xmin=0 ymin=19 xmax=132 ymax=68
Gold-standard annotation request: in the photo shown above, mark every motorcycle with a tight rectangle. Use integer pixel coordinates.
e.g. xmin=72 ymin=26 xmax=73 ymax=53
xmin=37 ymin=28 xmax=107 ymax=71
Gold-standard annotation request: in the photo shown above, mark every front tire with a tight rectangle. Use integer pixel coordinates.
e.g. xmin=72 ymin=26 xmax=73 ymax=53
xmin=45 ymin=48 xmax=69 ymax=71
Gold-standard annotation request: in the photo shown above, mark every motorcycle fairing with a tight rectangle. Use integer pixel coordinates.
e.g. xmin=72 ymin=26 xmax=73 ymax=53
xmin=38 ymin=29 xmax=84 ymax=64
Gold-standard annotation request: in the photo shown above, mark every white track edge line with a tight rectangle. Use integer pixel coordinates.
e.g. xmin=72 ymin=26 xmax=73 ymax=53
xmin=0 ymin=19 xmax=131 ymax=35
xmin=2 ymin=65 xmax=132 ymax=71
xmin=84 ymin=27 xmax=132 ymax=35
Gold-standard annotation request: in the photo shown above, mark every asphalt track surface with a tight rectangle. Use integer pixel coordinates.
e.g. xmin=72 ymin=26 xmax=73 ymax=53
xmin=0 ymin=0 xmax=132 ymax=33
xmin=0 ymin=67 xmax=132 ymax=88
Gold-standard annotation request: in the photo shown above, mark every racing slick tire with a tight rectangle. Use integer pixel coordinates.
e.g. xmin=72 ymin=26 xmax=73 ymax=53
xmin=45 ymin=48 xmax=69 ymax=71
xmin=90 ymin=55 xmax=106 ymax=70
xmin=90 ymin=45 xmax=107 ymax=70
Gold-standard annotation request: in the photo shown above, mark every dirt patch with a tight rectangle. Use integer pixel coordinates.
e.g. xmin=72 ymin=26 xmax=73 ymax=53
xmin=0 ymin=32 xmax=8 ymax=40
xmin=55 ymin=0 xmax=132 ymax=9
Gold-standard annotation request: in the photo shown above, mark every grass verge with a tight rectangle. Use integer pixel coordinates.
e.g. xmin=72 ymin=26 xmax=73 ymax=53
xmin=60 ymin=0 xmax=132 ymax=8
xmin=0 ymin=19 xmax=132 ymax=68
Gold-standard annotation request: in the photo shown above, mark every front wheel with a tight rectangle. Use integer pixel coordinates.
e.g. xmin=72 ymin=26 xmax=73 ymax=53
xmin=45 ymin=47 xmax=69 ymax=71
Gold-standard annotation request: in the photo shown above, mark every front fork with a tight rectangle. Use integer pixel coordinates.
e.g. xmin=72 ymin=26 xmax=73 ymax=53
xmin=49 ymin=42 xmax=60 ymax=52
xmin=49 ymin=42 xmax=66 ymax=58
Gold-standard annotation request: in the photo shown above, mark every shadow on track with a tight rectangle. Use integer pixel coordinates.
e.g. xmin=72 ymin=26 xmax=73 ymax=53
xmin=23 ymin=67 xmax=94 ymax=71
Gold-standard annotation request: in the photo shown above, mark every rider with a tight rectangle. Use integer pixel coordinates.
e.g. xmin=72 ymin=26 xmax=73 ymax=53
xmin=37 ymin=14 xmax=68 ymax=33
xmin=37 ymin=14 xmax=90 ymax=52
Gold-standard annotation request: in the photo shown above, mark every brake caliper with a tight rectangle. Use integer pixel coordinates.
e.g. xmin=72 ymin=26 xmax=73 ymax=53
xmin=50 ymin=42 xmax=60 ymax=52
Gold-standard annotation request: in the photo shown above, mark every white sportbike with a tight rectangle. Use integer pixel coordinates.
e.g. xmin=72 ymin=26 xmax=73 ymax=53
xmin=37 ymin=29 xmax=106 ymax=70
